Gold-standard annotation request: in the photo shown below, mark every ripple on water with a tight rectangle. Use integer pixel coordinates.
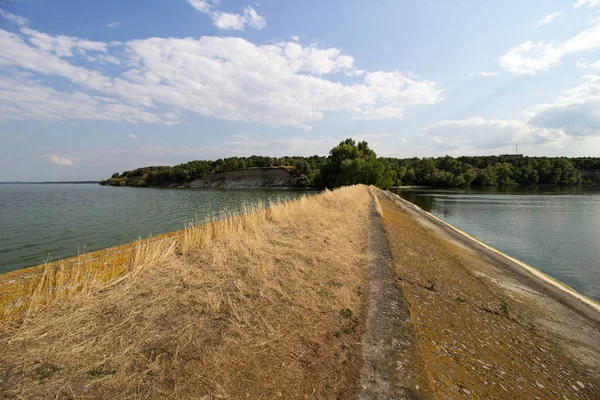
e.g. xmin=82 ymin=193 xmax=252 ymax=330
xmin=0 ymin=184 xmax=311 ymax=274
xmin=396 ymin=187 xmax=600 ymax=303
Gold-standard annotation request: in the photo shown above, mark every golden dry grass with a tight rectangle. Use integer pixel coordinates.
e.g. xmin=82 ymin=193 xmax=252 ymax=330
xmin=0 ymin=185 xmax=372 ymax=399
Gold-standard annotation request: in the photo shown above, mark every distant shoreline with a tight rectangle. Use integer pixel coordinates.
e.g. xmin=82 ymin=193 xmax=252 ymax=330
xmin=0 ymin=181 xmax=99 ymax=184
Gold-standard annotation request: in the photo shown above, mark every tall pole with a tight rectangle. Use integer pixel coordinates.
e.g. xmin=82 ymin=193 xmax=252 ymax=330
xmin=516 ymin=144 xmax=518 ymax=154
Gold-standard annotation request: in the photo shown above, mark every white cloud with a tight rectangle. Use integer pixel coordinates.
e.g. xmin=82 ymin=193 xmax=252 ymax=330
xmin=187 ymin=0 xmax=216 ymax=13
xmin=211 ymin=11 xmax=246 ymax=30
xmin=241 ymin=6 xmax=265 ymax=30
xmin=0 ymin=76 xmax=177 ymax=124
xmin=106 ymin=21 xmax=120 ymax=29
xmin=577 ymin=58 xmax=600 ymax=69
xmin=527 ymin=75 xmax=600 ymax=136
xmin=423 ymin=75 xmax=600 ymax=153
xmin=478 ymin=71 xmax=498 ymax=77
xmin=574 ymin=0 xmax=600 ymax=8
xmin=423 ymin=117 xmax=567 ymax=153
xmin=499 ymin=22 xmax=600 ymax=74
xmin=210 ymin=6 xmax=265 ymax=30
xmin=21 ymin=27 xmax=108 ymax=57
xmin=0 ymin=27 xmax=443 ymax=128
xmin=282 ymin=42 xmax=355 ymax=74
xmin=187 ymin=1 xmax=265 ymax=31
xmin=0 ymin=8 xmax=28 ymax=26
xmin=0 ymin=29 xmax=111 ymax=90
xmin=290 ymin=35 xmax=300 ymax=42
xmin=128 ymin=134 xmax=138 ymax=138
xmin=43 ymin=154 xmax=73 ymax=166
xmin=354 ymin=71 xmax=443 ymax=120
xmin=537 ymin=12 xmax=560 ymax=26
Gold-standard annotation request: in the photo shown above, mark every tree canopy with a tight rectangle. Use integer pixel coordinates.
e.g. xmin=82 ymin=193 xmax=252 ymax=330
xmin=100 ymin=139 xmax=600 ymax=189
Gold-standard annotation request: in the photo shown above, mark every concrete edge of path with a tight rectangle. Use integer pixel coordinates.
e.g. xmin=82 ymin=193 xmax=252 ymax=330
xmin=358 ymin=188 xmax=436 ymax=400
xmin=378 ymin=189 xmax=600 ymax=324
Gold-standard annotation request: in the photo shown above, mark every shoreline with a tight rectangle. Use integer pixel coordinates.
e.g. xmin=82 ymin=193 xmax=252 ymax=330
xmin=0 ymin=186 xmax=372 ymax=398
xmin=378 ymin=187 xmax=600 ymax=398
xmin=384 ymin=190 xmax=600 ymax=321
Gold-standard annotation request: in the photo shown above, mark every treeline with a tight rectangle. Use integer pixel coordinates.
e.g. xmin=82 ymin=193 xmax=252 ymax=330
xmin=387 ymin=155 xmax=584 ymax=187
xmin=100 ymin=139 xmax=600 ymax=189
xmin=100 ymin=156 xmax=326 ymax=187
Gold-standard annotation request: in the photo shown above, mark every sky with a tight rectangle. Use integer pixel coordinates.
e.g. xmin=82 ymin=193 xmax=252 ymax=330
xmin=1 ymin=0 xmax=600 ymax=181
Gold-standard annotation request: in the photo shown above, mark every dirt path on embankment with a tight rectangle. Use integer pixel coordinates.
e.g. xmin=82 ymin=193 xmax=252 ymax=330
xmin=376 ymin=188 xmax=600 ymax=399
xmin=358 ymin=190 xmax=434 ymax=399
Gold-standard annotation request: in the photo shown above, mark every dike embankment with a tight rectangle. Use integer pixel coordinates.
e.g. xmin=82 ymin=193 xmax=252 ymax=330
xmin=1 ymin=185 xmax=599 ymax=399
xmin=376 ymin=188 xmax=600 ymax=399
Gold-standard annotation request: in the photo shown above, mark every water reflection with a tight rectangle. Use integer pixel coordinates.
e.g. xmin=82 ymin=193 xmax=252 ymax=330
xmin=394 ymin=186 xmax=600 ymax=303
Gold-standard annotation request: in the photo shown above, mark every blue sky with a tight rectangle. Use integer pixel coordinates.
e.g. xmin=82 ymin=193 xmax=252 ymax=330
xmin=1 ymin=0 xmax=600 ymax=181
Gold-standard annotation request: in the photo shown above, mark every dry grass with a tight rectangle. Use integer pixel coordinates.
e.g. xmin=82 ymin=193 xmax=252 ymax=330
xmin=0 ymin=185 xmax=372 ymax=399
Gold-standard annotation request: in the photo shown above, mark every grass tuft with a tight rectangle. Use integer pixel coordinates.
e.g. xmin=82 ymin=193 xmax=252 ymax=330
xmin=339 ymin=308 xmax=353 ymax=319
xmin=86 ymin=360 xmax=117 ymax=378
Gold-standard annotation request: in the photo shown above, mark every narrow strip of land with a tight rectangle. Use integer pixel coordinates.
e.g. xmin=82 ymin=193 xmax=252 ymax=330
xmin=0 ymin=187 xmax=373 ymax=399
xmin=358 ymin=191 xmax=433 ymax=399
xmin=377 ymin=188 xmax=600 ymax=399
xmin=1 ymin=185 xmax=599 ymax=399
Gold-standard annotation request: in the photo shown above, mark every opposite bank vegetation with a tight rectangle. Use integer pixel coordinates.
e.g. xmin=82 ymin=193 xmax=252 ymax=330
xmin=101 ymin=138 xmax=600 ymax=189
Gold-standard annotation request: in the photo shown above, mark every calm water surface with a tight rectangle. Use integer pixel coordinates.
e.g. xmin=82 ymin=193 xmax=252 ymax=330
xmin=0 ymin=184 xmax=310 ymax=274
xmin=396 ymin=186 xmax=600 ymax=303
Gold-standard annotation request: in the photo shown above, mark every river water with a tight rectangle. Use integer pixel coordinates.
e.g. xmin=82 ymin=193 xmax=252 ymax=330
xmin=396 ymin=186 xmax=600 ymax=303
xmin=0 ymin=184 xmax=310 ymax=274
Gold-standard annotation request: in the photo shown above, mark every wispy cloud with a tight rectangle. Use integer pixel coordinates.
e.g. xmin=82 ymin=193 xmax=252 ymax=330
xmin=187 ymin=0 xmax=215 ymax=13
xmin=499 ymin=21 xmax=600 ymax=75
xmin=478 ymin=71 xmax=498 ymax=77
xmin=0 ymin=26 xmax=443 ymax=129
xmin=574 ymin=0 xmax=600 ymax=8
xmin=105 ymin=21 xmax=120 ymax=29
xmin=212 ymin=6 xmax=265 ymax=30
xmin=0 ymin=8 xmax=28 ymax=26
xmin=424 ymin=74 xmax=600 ymax=154
xmin=537 ymin=12 xmax=560 ymax=26
xmin=128 ymin=134 xmax=137 ymax=139
xmin=186 ymin=0 xmax=266 ymax=31
xmin=43 ymin=154 xmax=73 ymax=166
xmin=423 ymin=117 xmax=566 ymax=154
